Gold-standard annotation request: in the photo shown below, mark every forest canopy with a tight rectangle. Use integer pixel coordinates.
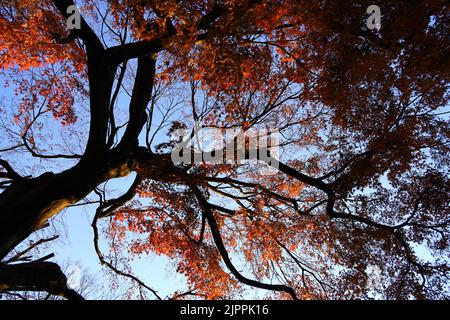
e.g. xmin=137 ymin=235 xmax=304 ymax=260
xmin=0 ymin=0 xmax=449 ymax=300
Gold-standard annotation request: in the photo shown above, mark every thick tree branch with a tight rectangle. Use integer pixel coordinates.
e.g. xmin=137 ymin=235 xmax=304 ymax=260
xmin=106 ymin=39 xmax=165 ymax=65
xmin=53 ymin=0 xmax=116 ymax=158
xmin=0 ymin=261 xmax=84 ymax=300
xmin=0 ymin=159 xmax=23 ymax=181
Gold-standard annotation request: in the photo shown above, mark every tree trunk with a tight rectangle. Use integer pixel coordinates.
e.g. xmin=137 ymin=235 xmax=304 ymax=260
xmin=0 ymin=152 xmax=133 ymax=260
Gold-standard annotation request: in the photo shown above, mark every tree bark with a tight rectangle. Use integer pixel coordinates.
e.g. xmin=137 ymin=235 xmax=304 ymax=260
xmin=0 ymin=151 xmax=133 ymax=260
xmin=0 ymin=261 xmax=84 ymax=300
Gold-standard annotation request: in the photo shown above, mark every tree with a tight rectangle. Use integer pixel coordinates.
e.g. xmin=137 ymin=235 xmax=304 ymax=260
xmin=0 ymin=0 xmax=448 ymax=300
